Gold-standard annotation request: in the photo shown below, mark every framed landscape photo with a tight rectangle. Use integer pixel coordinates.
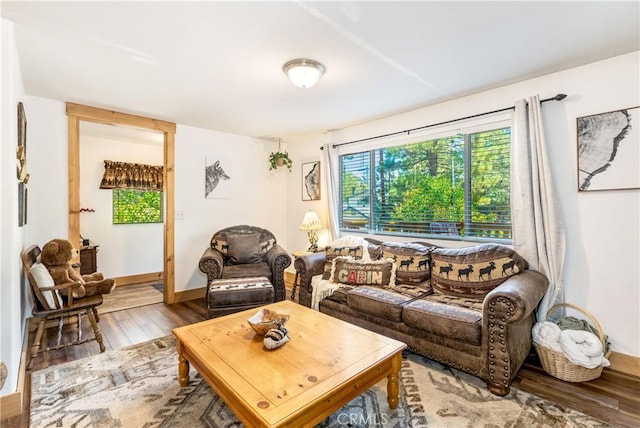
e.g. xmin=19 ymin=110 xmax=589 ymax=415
xmin=577 ymin=106 xmax=639 ymax=191
xmin=302 ymin=161 xmax=320 ymax=201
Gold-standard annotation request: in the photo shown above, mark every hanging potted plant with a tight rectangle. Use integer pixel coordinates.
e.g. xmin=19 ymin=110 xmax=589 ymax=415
xmin=268 ymin=140 xmax=293 ymax=171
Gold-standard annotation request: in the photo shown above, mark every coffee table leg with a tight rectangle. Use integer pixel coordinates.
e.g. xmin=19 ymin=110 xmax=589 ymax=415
xmin=387 ymin=352 xmax=402 ymax=409
xmin=177 ymin=341 xmax=190 ymax=387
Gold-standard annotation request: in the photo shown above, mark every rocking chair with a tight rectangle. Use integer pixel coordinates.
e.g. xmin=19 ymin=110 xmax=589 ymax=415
xmin=21 ymin=245 xmax=106 ymax=368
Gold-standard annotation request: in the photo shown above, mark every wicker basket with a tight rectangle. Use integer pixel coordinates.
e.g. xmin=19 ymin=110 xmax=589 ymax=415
xmin=534 ymin=303 xmax=610 ymax=382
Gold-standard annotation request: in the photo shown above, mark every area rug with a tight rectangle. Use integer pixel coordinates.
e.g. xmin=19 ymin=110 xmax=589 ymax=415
xmin=30 ymin=335 xmax=609 ymax=427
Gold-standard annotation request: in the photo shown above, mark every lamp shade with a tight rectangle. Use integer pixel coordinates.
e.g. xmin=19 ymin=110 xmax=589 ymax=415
xmin=283 ymin=59 xmax=325 ymax=88
xmin=300 ymin=210 xmax=322 ymax=231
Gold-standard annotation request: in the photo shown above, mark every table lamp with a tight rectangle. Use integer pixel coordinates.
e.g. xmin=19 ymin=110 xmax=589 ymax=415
xmin=300 ymin=210 xmax=322 ymax=252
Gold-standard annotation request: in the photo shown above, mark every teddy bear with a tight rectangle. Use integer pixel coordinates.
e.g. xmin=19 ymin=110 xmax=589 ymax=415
xmin=40 ymin=238 xmax=116 ymax=299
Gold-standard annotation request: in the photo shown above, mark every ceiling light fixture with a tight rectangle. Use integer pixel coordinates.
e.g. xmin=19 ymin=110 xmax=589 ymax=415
xmin=283 ymin=58 xmax=325 ymax=88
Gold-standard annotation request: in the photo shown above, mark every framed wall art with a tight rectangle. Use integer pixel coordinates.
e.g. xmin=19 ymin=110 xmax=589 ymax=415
xmin=302 ymin=161 xmax=320 ymax=201
xmin=205 ymin=157 xmax=232 ymax=199
xmin=17 ymin=102 xmax=28 ymax=226
xmin=577 ymin=106 xmax=639 ymax=191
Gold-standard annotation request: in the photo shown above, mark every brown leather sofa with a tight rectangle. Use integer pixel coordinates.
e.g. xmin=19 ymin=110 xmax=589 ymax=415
xmin=199 ymin=225 xmax=291 ymax=302
xmin=294 ymin=237 xmax=548 ymax=396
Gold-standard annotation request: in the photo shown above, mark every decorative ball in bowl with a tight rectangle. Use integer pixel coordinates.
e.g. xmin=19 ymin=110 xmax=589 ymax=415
xmin=247 ymin=308 xmax=290 ymax=336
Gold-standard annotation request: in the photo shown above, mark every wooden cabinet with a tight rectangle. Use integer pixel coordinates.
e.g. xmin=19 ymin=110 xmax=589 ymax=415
xmin=79 ymin=246 xmax=98 ymax=275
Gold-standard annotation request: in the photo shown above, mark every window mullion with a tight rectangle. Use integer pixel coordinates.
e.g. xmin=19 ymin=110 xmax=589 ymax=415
xmin=370 ymin=150 xmax=377 ymax=232
xmin=463 ymin=133 xmax=472 ymax=237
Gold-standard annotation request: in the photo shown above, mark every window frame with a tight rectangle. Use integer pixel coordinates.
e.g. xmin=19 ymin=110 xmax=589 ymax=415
xmin=337 ymin=116 xmax=513 ymax=243
xmin=112 ymin=188 xmax=164 ymax=225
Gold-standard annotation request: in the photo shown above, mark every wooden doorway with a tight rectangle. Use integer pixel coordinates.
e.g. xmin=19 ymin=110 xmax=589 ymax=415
xmin=66 ymin=103 xmax=177 ymax=303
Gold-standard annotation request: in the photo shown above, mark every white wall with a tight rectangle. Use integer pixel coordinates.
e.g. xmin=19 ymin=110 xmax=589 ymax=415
xmin=0 ymin=19 xmax=26 ymax=395
xmin=287 ymin=51 xmax=640 ymax=357
xmin=79 ymin=133 xmax=163 ymax=277
xmin=174 ymin=125 xmax=289 ymax=291
xmin=17 ymin=100 xmax=290 ymax=296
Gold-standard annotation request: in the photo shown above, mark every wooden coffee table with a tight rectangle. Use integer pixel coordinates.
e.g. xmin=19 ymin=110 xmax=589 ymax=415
xmin=173 ymin=300 xmax=406 ymax=427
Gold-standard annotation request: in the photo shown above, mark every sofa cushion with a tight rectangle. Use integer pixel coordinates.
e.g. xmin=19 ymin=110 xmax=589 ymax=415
xmin=211 ymin=233 xmax=274 ymax=258
xmin=430 ymin=243 xmax=528 ymax=298
xmin=322 ymin=245 xmax=364 ymax=279
xmin=210 ymin=237 xmax=230 ymax=255
xmin=330 ymin=256 xmax=397 ymax=286
xmin=259 ymin=238 xmax=276 ymax=254
xmin=347 ymin=286 xmax=411 ymax=323
xmin=331 ymin=235 xmax=372 ymax=261
xmin=30 ymin=262 xmax=58 ymax=308
xmin=323 ymin=284 xmax=355 ymax=305
xmin=402 ymin=298 xmax=483 ymax=346
xmin=380 ymin=241 xmax=433 ymax=285
xmin=226 ymin=232 xmax=263 ymax=264
xmin=222 ymin=262 xmax=272 ymax=279
xmin=389 ymin=281 xmax=433 ymax=298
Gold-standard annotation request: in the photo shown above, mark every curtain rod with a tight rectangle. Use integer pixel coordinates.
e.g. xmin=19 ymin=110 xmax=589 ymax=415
xmin=326 ymin=93 xmax=567 ymax=149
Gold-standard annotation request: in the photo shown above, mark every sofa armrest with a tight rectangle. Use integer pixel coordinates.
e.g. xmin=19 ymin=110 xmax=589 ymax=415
xmin=484 ymin=269 xmax=548 ymax=322
xmin=482 ymin=269 xmax=548 ymax=395
xmin=198 ymin=248 xmax=224 ymax=284
xmin=294 ymin=252 xmax=326 ymax=307
xmin=266 ymin=244 xmax=292 ymax=302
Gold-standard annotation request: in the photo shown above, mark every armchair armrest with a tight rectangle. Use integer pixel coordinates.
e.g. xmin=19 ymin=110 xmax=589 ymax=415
xmin=265 ymin=244 xmax=291 ymax=302
xmin=294 ymin=252 xmax=327 ymax=307
xmin=36 ymin=281 xmax=83 ymax=309
xmin=265 ymin=244 xmax=291 ymax=268
xmin=482 ymin=269 xmax=548 ymax=396
xmin=199 ymin=247 xmax=224 ymax=284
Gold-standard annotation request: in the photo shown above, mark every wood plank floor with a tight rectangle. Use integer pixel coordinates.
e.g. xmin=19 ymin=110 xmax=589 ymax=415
xmin=98 ymin=282 xmax=164 ymax=314
xmin=5 ymin=286 xmax=639 ymax=428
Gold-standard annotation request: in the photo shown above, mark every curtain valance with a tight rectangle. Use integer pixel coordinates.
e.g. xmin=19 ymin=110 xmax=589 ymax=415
xmin=99 ymin=160 xmax=163 ymax=190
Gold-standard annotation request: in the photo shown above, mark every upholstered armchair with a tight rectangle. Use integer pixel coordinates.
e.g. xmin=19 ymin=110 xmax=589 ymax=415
xmin=198 ymin=225 xmax=291 ymax=302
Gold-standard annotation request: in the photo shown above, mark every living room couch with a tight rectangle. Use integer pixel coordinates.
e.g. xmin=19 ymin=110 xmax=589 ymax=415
xmin=294 ymin=237 xmax=548 ymax=396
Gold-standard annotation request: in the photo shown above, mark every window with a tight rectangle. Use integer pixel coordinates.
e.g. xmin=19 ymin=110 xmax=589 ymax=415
xmin=339 ymin=127 xmax=511 ymax=240
xmin=113 ymin=189 xmax=164 ymax=224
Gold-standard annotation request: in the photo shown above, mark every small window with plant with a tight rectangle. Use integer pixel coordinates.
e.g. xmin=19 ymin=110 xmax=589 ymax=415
xmin=113 ymin=189 xmax=163 ymax=224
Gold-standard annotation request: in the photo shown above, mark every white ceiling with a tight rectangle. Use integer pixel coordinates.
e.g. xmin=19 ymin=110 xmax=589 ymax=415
xmin=2 ymin=1 xmax=639 ymax=141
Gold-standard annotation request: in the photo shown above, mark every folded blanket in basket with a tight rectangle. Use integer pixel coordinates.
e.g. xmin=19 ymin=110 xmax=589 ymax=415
xmin=532 ymin=322 xmax=563 ymax=353
xmin=559 ymin=330 xmax=610 ymax=369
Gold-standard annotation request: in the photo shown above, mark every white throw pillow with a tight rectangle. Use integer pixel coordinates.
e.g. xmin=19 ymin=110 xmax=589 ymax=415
xmin=30 ymin=262 xmax=58 ymax=308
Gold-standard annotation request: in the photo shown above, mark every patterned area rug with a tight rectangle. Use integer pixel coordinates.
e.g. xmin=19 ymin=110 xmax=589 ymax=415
xmin=30 ymin=336 xmax=609 ymax=427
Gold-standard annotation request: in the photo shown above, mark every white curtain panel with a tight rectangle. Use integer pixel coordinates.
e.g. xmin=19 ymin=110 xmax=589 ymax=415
xmin=322 ymin=144 xmax=341 ymax=241
xmin=511 ymin=96 xmax=566 ymax=321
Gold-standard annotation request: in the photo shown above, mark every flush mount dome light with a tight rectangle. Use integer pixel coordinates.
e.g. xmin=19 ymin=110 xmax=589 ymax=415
xmin=283 ymin=58 xmax=326 ymax=88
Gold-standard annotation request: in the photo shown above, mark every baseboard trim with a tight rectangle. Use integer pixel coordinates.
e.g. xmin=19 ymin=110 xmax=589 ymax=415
xmin=174 ymin=287 xmax=206 ymax=303
xmin=608 ymin=351 xmax=639 ymax=377
xmin=0 ymin=326 xmax=28 ymax=420
xmin=113 ymin=272 xmax=163 ymax=287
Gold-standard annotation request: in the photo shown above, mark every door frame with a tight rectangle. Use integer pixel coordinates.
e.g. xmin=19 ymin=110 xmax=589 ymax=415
xmin=66 ymin=102 xmax=177 ymax=303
